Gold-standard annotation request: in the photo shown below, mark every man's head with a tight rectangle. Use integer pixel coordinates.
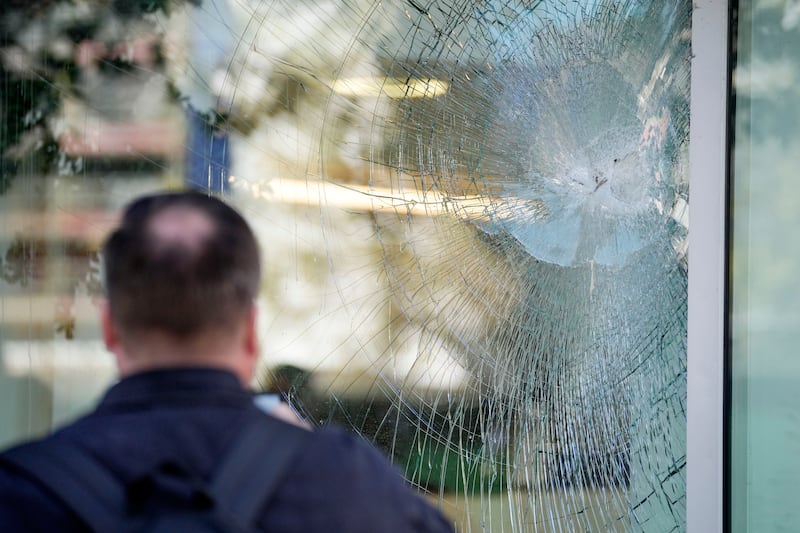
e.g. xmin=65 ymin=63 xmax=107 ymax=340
xmin=101 ymin=191 xmax=261 ymax=381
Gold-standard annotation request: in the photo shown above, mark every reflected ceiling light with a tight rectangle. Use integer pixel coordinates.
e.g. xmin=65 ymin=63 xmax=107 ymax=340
xmin=229 ymin=175 xmax=493 ymax=220
xmin=331 ymin=77 xmax=448 ymax=98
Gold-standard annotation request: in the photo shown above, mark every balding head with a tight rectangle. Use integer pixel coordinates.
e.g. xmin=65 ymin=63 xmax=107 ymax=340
xmin=102 ymin=192 xmax=261 ymax=339
xmin=148 ymin=206 xmax=215 ymax=252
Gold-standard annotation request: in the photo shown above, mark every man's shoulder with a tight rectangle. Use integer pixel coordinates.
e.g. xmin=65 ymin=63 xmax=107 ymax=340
xmin=301 ymin=425 xmax=398 ymax=475
xmin=0 ymin=436 xmax=86 ymax=531
xmin=278 ymin=425 xmax=454 ymax=532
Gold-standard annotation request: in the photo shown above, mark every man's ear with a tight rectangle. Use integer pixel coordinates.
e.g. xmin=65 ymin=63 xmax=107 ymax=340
xmin=236 ymin=304 xmax=260 ymax=385
xmin=100 ymin=300 xmax=116 ymax=350
xmin=243 ymin=303 xmax=259 ymax=358
xmin=100 ymin=299 xmax=130 ymax=375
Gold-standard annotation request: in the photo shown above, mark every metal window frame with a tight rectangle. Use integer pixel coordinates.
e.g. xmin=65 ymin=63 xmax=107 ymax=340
xmin=687 ymin=0 xmax=730 ymax=531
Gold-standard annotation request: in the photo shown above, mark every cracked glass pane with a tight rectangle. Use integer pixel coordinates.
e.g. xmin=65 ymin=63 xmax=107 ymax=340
xmin=0 ymin=0 xmax=689 ymax=530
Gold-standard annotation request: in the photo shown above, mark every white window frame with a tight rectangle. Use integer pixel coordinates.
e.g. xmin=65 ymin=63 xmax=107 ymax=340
xmin=687 ymin=0 xmax=729 ymax=531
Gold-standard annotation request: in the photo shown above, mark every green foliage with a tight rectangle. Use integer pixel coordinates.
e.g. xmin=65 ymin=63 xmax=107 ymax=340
xmin=0 ymin=68 xmax=61 ymax=193
xmin=400 ymin=438 xmax=507 ymax=494
xmin=111 ymin=0 xmax=201 ymax=16
xmin=0 ymin=0 xmax=196 ymax=192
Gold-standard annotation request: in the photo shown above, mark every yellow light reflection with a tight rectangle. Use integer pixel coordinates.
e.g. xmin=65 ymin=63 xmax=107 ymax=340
xmin=331 ymin=77 xmax=449 ymax=98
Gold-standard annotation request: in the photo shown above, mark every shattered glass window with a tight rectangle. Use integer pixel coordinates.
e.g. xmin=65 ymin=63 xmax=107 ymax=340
xmin=0 ymin=0 xmax=689 ymax=530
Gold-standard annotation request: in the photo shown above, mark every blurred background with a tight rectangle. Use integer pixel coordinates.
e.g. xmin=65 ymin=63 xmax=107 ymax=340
xmin=0 ymin=1 xmax=694 ymax=531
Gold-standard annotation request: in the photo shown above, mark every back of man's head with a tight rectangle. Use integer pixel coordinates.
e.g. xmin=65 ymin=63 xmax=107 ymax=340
xmin=102 ymin=192 xmax=261 ymax=339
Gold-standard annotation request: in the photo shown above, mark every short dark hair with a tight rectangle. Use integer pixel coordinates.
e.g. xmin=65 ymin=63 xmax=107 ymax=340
xmin=102 ymin=191 xmax=261 ymax=337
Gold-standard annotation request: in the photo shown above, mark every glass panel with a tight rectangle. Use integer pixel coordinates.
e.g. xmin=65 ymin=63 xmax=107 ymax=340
xmin=0 ymin=1 xmax=689 ymax=530
xmin=730 ymin=1 xmax=800 ymax=531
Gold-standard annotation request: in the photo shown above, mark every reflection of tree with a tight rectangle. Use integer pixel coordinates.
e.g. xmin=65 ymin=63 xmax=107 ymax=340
xmin=0 ymin=1 xmax=191 ymax=191
xmin=0 ymin=1 xmax=189 ymax=337
xmin=0 ymin=42 xmax=60 ymax=193
xmin=1 ymin=237 xmax=47 ymax=287
xmin=0 ymin=234 xmax=102 ymax=338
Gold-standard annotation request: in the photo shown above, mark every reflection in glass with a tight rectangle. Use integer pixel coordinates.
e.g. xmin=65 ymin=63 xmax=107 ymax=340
xmin=730 ymin=1 xmax=800 ymax=531
xmin=0 ymin=1 xmax=689 ymax=530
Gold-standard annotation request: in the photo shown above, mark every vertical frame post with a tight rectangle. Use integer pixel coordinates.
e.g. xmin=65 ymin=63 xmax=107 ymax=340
xmin=687 ymin=0 xmax=730 ymax=531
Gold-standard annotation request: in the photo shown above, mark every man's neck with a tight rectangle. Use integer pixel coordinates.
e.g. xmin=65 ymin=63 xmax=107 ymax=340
xmin=115 ymin=329 xmax=251 ymax=386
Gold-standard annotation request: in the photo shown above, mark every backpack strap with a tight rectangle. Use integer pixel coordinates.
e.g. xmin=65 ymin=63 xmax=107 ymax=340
xmin=1 ymin=440 xmax=125 ymax=532
xmin=209 ymin=416 xmax=310 ymax=529
xmin=0 ymin=417 xmax=311 ymax=532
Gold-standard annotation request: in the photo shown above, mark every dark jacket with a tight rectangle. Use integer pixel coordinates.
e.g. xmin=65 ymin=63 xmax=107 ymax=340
xmin=0 ymin=368 xmax=454 ymax=532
